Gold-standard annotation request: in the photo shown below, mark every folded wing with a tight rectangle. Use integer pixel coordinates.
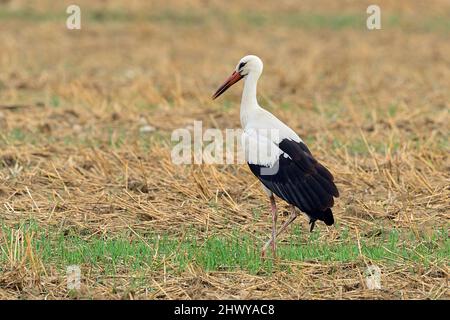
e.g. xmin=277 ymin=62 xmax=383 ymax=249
xmin=243 ymin=130 xmax=339 ymax=224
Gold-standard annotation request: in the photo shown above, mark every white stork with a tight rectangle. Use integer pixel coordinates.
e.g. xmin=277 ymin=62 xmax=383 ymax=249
xmin=212 ymin=55 xmax=339 ymax=257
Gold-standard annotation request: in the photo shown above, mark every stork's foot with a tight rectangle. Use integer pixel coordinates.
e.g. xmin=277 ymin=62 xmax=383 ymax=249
xmin=261 ymin=237 xmax=275 ymax=258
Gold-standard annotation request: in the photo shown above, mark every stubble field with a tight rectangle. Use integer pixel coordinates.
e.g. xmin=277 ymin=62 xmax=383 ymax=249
xmin=0 ymin=0 xmax=449 ymax=299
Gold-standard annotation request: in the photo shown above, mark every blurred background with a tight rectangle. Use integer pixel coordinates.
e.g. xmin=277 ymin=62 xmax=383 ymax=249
xmin=0 ymin=0 xmax=448 ymax=299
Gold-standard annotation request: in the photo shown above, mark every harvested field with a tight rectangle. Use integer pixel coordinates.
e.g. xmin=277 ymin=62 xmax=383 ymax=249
xmin=0 ymin=0 xmax=449 ymax=299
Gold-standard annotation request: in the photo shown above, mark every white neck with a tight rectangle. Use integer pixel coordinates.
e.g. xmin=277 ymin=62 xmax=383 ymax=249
xmin=240 ymin=72 xmax=260 ymax=127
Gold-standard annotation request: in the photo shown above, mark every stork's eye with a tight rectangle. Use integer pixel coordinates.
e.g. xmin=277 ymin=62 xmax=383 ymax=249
xmin=238 ymin=61 xmax=247 ymax=70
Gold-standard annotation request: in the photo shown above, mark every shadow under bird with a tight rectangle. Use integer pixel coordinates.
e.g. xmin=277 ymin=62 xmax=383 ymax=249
xmin=212 ymin=55 xmax=339 ymax=257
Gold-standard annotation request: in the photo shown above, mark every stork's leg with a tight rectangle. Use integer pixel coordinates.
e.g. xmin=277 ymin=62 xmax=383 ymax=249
xmin=262 ymin=205 xmax=298 ymax=254
xmin=270 ymin=195 xmax=277 ymax=257
xmin=261 ymin=195 xmax=277 ymax=258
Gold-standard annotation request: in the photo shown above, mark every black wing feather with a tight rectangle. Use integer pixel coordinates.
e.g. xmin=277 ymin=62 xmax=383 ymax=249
xmin=248 ymin=139 xmax=339 ymax=225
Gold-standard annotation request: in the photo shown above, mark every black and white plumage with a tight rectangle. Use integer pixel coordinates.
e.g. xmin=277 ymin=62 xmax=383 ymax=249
xmin=213 ymin=55 xmax=339 ymax=257
xmin=247 ymin=138 xmax=338 ymax=229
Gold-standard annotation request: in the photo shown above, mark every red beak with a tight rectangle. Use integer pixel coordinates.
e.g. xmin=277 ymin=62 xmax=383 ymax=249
xmin=212 ymin=71 xmax=243 ymax=100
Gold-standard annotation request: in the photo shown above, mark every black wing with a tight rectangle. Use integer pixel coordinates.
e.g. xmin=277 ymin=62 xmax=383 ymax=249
xmin=248 ymin=139 xmax=339 ymax=226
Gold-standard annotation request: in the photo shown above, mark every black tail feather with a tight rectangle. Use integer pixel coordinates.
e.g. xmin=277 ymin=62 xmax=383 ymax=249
xmin=322 ymin=208 xmax=334 ymax=226
xmin=308 ymin=208 xmax=334 ymax=231
xmin=309 ymin=219 xmax=316 ymax=232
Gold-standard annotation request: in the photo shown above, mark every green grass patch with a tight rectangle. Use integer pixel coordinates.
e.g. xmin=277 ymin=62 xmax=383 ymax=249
xmin=1 ymin=221 xmax=448 ymax=277
xmin=8 ymin=128 xmax=27 ymax=142
xmin=50 ymin=95 xmax=61 ymax=108
xmin=0 ymin=9 xmax=449 ymax=33
xmin=0 ymin=128 xmax=42 ymax=146
xmin=331 ymin=137 xmax=401 ymax=155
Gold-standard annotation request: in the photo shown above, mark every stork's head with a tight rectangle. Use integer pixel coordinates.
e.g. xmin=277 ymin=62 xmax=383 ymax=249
xmin=212 ymin=55 xmax=263 ymax=100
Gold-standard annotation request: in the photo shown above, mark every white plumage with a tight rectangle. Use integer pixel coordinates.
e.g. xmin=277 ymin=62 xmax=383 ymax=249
xmin=242 ymin=128 xmax=289 ymax=167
